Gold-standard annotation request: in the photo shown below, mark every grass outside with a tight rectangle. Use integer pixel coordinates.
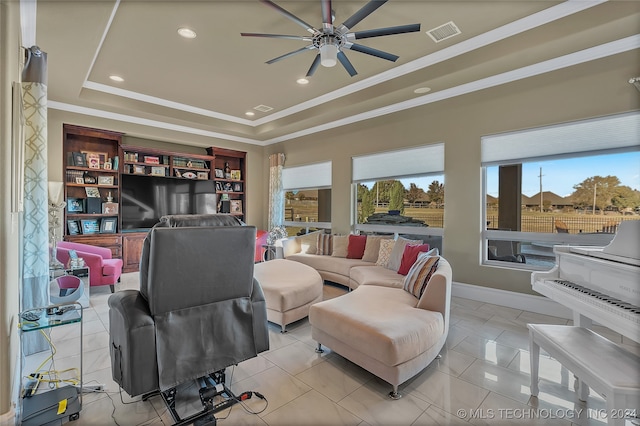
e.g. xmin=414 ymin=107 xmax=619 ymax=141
xmin=286 ymin=201 xmax=638 ymax=234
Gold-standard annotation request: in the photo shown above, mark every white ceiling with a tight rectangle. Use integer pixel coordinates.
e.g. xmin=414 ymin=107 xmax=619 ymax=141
xmin=33 ymin=0 xmax=640 ymax=145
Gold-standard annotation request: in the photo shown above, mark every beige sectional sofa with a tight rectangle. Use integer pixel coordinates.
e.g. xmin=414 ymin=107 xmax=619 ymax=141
xmin=281 ymin=231 xmax=453 ymax=398
xmin=281 ymin=232 xmax=405 ymax=289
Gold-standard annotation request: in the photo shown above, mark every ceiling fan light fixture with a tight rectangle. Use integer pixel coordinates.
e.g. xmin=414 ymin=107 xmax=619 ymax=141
xmin=319 ymin=36 xmax=338 ymax=67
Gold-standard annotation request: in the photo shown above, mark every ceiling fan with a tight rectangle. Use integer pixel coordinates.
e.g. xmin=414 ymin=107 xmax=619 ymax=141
xmin=241 ymin=0 xmax=421 ymax=77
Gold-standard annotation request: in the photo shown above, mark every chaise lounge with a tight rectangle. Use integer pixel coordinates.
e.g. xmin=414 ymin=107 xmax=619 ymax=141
xmin=309 ymin=253 xmax=452 ymax=398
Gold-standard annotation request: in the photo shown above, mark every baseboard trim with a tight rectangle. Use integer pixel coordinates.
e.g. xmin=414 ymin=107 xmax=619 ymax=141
xmin=452 ymin=281 xmax=573 ymax=320
xmin=0 ymin=407 xmax=15 ymax=426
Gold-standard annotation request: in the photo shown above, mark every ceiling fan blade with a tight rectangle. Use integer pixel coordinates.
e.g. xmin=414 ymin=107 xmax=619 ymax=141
xmin=241 ymin=33 xmax=313 ymax=41
xmin=260 ymin=0 xmax=317 ymax=34
xmin=337 ymin=51 xmax=357 ymax=77
xmin=266 ymin=45 xmax=315 ymax=64
xmin=306 ymin=54 xmax=322 ymax=77
xmin=341 ymin=0 xmax=388 ymax=31
xmin=321 ymin=0 xmax=333 ymax=31
xmin=346 ymin=43 xmax=399 ymax=62
xmin=353 ymin=23 xmax=421 ymax=40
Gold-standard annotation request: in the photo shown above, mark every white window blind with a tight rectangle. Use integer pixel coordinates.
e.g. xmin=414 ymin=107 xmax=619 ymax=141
xmin=352 ymin=143 xmax=444 ymax=182
xmin=282 ymin=161 xmax=332 ymax=190
xmin=482 ymin=112 xmax=640 ymax=166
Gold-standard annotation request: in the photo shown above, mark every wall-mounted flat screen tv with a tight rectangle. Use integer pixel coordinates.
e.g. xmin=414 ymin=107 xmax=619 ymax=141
xmin=121 ymin=174 xmax=217 ymax=231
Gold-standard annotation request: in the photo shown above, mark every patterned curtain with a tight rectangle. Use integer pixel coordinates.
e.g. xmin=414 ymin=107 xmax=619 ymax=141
xmin=21 ymin=46 xmax=49 ymax=354
xmin=268 ymin=153 xmax=286 ymax=230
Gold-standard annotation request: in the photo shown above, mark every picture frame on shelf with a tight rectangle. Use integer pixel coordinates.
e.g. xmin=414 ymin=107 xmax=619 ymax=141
xmin=80 ymin=219 xmax=100 ymax=235
xmin=230 ymin=200 xmax=243 ymax=214
xmin=67 ymin=198 xmax=85 ymax=213
xmin=150 ymin=166 xmax=165 ymax=176
xmin=100 ymin=217 xmax=117 ymax=234
xmin=214 ymin=169 xmax=224 ymax=178
xmin=98 ymin=175 xmax=114 ymax=185
xmin=133 ymin=165 xmax=145 ymax=174
xmin=197 ymin=171 xmax=208 ymax=180
xmin=85 ymin=187 xmax=101 ymax=198
xmin=230 ymin=170 xmax=241 ymax=180
xmin=75 ymin=177 xmax=84 ymax=184
xmin=215 ymin=182 xmax=222 ymax=191
xmin=223 ymin=182 xmax=233 ymax=191
xmin=72 ymin=152 xmax=87 ymax=167
xmin=67 ymin=219 xmax=81 ymax=235
xmin=233 ymin=182 xmax=242 ymax=192
xmin=102 ymin=202 xmax=118 ymax=214
xmin=82 ymin=151 xmax=107 ymax=169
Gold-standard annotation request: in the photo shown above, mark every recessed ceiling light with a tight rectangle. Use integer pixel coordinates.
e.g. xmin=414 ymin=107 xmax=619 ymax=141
xmin=177 ymin=27 xmax=197 ymax=39
xmin=413 ymin=87 xmax=431 ymax=94
xmin=109 ymin=75 xmax=124 ymax=82
xmin=297 ymin=78 xmax=309 ymax=85
xmin=245 ymin=111 xmax=255 ymax=116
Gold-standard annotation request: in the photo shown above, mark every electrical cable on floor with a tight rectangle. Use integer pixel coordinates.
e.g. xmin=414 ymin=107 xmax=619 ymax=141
xmin=22 ymin=327 xmax=81 ymax=394
xmin=217 ymin=365 xmax=269 ymax=421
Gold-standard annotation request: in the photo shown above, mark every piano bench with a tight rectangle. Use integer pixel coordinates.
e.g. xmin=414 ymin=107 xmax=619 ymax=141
xmin=528 ymin=324 xmax=640 ymax=426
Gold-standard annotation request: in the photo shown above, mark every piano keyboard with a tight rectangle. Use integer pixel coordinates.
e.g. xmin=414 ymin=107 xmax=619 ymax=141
xmin=533 ymin=279 xmax=640 ymax=343
xmin=552 ymin=279 xmax=640 ymax=315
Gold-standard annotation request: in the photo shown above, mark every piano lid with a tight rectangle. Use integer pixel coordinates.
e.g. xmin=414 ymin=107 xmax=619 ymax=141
xmin=570 ymin=220 xmax=640 ymax=266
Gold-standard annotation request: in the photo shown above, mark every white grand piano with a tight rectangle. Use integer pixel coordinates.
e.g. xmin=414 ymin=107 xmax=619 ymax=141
xmin=531 ymin=220 xmax=640 ymax=343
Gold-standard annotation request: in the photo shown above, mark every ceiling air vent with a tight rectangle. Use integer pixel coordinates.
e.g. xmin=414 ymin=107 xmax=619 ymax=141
xmin=426 ymin=21 xmax=461 ymax=43
xmin=253 ymin=104 xmax=274 ymax=112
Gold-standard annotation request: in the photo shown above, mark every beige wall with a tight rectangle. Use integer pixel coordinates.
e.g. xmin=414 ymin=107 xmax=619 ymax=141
xmin=266 ymin=50 xmax=639 ymax=295
xmin=1 ymin=0 xmax=22 ymax=418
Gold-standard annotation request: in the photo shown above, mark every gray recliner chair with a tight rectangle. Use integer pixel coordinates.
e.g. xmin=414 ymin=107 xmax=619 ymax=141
xmin=108 ymin=214 xmax=269 ymax=424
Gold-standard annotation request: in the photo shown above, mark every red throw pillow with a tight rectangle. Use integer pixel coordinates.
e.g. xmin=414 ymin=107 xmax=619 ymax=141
xmin=346 ymin=235 xmax=367 ymax=259
xmin=397 ymin=244 xmax=430 ymax=275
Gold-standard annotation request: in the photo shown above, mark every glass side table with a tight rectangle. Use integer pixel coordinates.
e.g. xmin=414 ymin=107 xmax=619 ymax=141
xmin=261 ymin=245 xmax=283 ymax=262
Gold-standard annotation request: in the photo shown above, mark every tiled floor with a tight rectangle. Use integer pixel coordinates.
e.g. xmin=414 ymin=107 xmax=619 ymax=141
xmin=24 ymin=272 xmax=639 ymax=425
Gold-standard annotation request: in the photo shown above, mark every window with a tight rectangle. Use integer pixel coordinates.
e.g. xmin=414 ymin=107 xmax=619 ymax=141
xmin=352 ymin=144 xmax=445 ymax=251
xmin=482 ymin=112 xmax=640 ymax=269
xmin=282 ymin=161 xmax=331 ymax=235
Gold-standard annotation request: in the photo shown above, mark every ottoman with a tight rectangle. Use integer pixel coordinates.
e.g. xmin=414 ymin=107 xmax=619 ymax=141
xmin=254 ymin=259 xmax=323 ymax=332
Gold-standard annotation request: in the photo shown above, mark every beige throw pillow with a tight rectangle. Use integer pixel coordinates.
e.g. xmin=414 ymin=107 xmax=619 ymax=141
xmin=386 ymin=237 xmax=423 ymax=272
xmin=298 ymin=230 xmax=323 ymax=254
xmin=331 ymin=235 xmax=349 ymax=257
xmin=375 ymin=239 xmax=396 ymax=267
xmin=362 ymin=235 xmax=392 ymax=263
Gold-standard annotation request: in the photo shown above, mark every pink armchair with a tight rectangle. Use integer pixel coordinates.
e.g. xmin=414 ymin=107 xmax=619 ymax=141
xmin=56 ymin=241 xmax=123 ymax=293
xmin=255 ymin=230 xmax=268 ymax=262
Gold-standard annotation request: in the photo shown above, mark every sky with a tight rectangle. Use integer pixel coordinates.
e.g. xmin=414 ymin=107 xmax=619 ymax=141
xmin=365 ymin=151 xmax=640 ymax=198
xmin=487 ymin=151 xmax=640 ymax=197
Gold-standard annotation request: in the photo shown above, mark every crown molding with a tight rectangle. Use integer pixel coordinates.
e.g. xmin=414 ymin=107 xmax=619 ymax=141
xmin=50 ymin=35 xmax=639 ymax=146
